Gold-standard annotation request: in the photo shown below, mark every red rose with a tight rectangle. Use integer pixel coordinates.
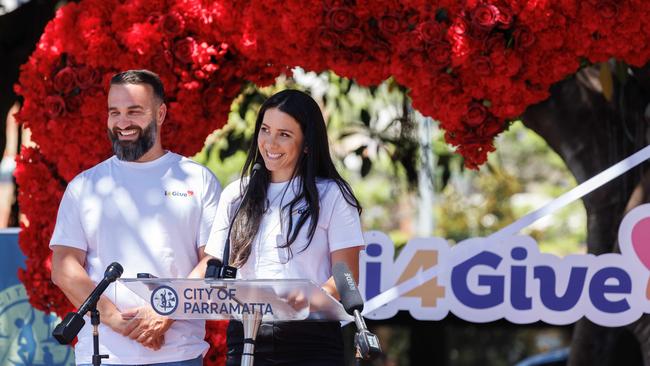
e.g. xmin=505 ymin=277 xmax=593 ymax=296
xmin=75 ymin=66 xmax=101 ymax=90
xmin=44 ymin=95 xmax=66 ymax=118
xmin=465 ymin=102 xmax=488 ymax=126
xmin=163 ymin=49 xmax=175 ymax=66
xmin=451 ymin=18 xmax=468 ymax=36
xmin=161 ymin=12 xmax=185 ymax=36
xmin=476 ymin=116 xmax=503 ymax=138
xmin=471 ymin=4 xmax=500 ymax=30
xmin=484 ymin=33 xmax=505 ymax=51
xmin=66 ymin=94 xmax=83 ymax=113
xmin=514 ymin=27 xmax=535 ymax=48
xmin=429 ymin=41 xmax=451 ymax=68
xmin=412 ymin=52 xmax=428 ymax=68
xmin=202 ymin=86 xmax=223 ymax=112
xmin=372 ymin=42 xmax=391 ymax=63
xmin=53 ymin=67 xmax=77 ymax=94
xmin=379 ymin=15 xmax=401 ymax=35
xmin=328 ymin=7 xmax=357 ymax=32
xmin=173 ymin=37 xmax=197 ymax=64
xmin=505 ymin=54 xmax=522 ymax=76
xmin=597 ymin=1 xmax=618 ymax=18
xmin=437 ymin=73 xmax=461 ymax=93
xmin=496 ymin=7 xmax=513 ymax=29
xmin=318 ymin=27 xmax=339 ymax=49
xmin=417 ymin=21 xmax=445 ymax=44
xmin=146 ymin=12 xmax=162 ymax=25
xmin=472 ymin=56 xmax=493 ymax=76
xmin=340 ymin=28 xmax=364 ymax=48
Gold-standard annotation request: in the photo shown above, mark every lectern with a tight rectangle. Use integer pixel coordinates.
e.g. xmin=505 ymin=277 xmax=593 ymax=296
xmin=116 ymin=278 xmax=353 ymax=366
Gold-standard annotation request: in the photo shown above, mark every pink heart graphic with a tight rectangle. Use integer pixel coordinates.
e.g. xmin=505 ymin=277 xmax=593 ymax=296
xmin=631 ymin=217 xmax=650 ymax=270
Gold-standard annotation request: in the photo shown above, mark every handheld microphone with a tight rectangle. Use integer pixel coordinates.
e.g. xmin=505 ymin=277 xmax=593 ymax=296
xmin=332 ymin=262 xmax=382 ymax=360
xmin=220 ymin=162 xmax=264 ymax=278
xmin=52 ymin=262 xmax=123 ymax=345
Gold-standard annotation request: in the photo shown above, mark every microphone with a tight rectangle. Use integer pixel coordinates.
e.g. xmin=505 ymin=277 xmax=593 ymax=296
xmin=52 ymin=262 xmax=124 ymax=345
xmin=220 ymin=162 xmax=264 ymax=278
xmin=205 ymin=258 xmax=223 ymax=278
xmin=332 ymin=262 xmax=382 ymax=360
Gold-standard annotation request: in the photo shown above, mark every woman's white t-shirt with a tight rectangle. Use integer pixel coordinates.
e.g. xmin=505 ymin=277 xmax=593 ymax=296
xmin=204 ymin=178 xmax=364 ymax=285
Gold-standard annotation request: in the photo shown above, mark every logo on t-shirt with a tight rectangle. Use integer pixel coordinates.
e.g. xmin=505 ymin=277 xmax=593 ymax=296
xmin=164 ymin=190 xmax=194 ymax=198
xmin=150 ymin=286 xmax=179 ymax=316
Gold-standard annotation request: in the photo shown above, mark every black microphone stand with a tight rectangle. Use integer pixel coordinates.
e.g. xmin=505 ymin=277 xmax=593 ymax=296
xmin=90 ymin=305 xmax=108 ymax=366
xmin=52 ymin=262 xmax=123 ymax=366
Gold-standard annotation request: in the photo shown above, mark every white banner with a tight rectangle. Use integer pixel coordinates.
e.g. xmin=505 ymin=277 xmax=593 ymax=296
xmin=357 ymin=146 xmax=650 ymax=327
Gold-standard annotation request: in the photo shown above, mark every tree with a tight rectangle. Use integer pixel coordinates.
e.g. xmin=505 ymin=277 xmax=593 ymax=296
xmin=523 ymin=62 xmax=650 ymax=366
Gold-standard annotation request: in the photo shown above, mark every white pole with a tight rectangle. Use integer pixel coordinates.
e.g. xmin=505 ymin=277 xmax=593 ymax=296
xmin=416 ymin=112 xmax=436 ymax=237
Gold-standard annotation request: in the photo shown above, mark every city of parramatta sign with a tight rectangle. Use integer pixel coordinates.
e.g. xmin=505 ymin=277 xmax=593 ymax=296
xmin=359 ymin=204 xmax=650 ymax=327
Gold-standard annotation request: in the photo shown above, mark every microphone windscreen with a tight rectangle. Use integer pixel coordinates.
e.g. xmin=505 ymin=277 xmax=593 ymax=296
xmin=251 ymin=162 xmax=264 ymax=175
xmin=104 ymin=262 xmax=123 ymax=281
xmin=205 ymin=258 xmax=223 ymax=278
xmin=207 ymin=258 xmax=223 ymax=267
xmin=332 ymin=262 xmax=364 ymax=315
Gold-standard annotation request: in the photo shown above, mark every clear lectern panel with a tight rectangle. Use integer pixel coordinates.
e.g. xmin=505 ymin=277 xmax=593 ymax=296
xmin=116 ymin=278 xmax=353 ymax=322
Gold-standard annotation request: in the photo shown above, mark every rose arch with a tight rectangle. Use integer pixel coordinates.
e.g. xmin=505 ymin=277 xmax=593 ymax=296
xmin=14 ymin=0 xmax=650 ymax=364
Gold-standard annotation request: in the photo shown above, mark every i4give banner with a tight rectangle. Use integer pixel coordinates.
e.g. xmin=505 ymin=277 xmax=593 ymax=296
xmin=359 ymin=204 xmax=650 ymax=327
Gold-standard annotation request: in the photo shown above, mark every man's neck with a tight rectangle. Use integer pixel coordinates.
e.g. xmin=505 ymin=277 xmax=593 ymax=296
xmin=134 ymin=145 xmax=165 ymax=163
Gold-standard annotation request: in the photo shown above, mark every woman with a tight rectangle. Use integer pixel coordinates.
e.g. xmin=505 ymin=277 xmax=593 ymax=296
xmin=204 ymin=89 xmax=364 ymax=365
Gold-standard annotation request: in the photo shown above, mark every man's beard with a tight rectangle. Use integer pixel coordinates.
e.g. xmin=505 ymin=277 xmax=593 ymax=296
xmin=107 ymin=120 xmax=157 ymax=161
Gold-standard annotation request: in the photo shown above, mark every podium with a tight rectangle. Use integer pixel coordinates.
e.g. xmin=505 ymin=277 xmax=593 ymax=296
xmin=116 ymin=278 xmax=353 ymax=365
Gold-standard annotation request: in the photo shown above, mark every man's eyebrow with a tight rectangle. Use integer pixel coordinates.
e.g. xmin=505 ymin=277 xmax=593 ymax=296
xmin=108 ymin=105 xmax=145 ymax=111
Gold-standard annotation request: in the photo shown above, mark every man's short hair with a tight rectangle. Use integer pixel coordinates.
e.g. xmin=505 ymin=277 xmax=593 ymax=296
xmin=110 ymin=69 xmax=165 ymax=102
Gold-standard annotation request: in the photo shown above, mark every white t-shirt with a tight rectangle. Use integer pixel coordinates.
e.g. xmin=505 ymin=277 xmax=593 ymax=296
xmin=204 ymin=178 xmax=364 ymax=285
xmin=49 ymin=152 xmax=221 ymax=365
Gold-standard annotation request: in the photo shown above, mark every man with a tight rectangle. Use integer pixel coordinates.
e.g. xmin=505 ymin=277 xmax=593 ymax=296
xmin=50 ymin=70 xmax=221 ymax=365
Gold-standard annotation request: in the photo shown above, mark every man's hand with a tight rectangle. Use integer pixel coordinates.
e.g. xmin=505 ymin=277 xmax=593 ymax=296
xmin=116 ymin=307 xmax=174 ymax=350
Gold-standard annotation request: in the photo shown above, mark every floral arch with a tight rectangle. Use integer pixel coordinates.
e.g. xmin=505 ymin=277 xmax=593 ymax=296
xmin=14 ymin=0 xmax=650 ymax=363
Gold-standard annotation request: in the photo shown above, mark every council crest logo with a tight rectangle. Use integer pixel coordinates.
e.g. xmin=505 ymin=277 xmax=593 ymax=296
xmin=0 ymin=284 xmax=73 ymax=366
xmin=150 ymin=286 xmax=178 ymax=316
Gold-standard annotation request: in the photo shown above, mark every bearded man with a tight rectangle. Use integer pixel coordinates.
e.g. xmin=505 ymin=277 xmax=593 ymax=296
xmin=50 ymin=69 xmax=221 ymax=366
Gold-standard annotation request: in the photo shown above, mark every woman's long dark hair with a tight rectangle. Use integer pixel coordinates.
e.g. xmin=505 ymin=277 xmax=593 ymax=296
xmin=229 ymin=89 xmax=362 ymax=267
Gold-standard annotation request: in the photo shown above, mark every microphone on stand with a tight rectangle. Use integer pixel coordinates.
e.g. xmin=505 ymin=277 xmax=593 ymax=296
xmin=52 ymin=262 xmax=124 ymax=345
xmin=220 ymin=162 xmax=264 ymax=279
xmin=332 ymin=262 xmax=382 ymax=361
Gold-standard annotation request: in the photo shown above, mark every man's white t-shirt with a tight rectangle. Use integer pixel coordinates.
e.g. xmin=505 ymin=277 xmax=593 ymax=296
xmin=50 ymin=152 xmax=221 ymax=365
xmin=204 ymin=178 xmax=364 ymax=285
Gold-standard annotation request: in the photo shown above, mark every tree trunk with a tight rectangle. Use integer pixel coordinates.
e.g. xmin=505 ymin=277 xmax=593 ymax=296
xmin=522 ymin=63 xmax=650 ymax=366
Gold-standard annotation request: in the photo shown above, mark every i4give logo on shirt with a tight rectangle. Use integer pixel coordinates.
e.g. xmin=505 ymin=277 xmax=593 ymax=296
xmin=359 ymin=204 xmax=650 ymax=327
xmin=164 ymin=190 xmax=194 ymax=197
